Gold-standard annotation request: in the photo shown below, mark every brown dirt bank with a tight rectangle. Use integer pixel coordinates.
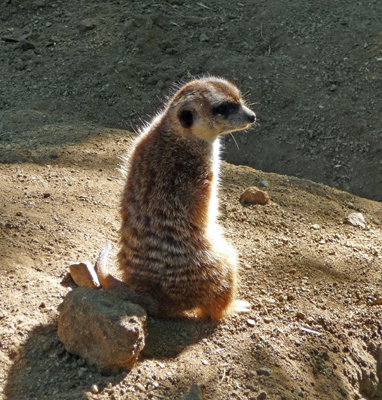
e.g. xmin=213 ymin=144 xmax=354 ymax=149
xmin=1 ymin=0 xmax=382 ymax=200
xmin=0 ymin=126 xmax=381 ymax=399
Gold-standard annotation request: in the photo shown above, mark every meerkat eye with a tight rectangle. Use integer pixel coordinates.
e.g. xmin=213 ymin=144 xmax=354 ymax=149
xmin=177 ymin=108 xmax=194 ymax=128
xmin=212 ymin=102 xmax=240 ymax=118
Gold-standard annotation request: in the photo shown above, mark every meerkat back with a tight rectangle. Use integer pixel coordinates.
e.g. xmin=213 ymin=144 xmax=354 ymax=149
xmin=117 ymin=77 xmax=256 ymax=319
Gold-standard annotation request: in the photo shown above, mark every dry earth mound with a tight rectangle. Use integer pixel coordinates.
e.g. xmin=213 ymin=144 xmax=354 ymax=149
xmin=0 ymin=126 xmax=381 ymax=400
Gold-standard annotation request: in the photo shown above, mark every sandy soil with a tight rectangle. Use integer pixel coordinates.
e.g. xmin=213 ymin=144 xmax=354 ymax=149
xmin=1 ymin=1 xmax=382 ymax=399
xmin=1 ymin=0 xmax=382 ymax=200
xmin=1 ymin=126 xmax=382 ymax=400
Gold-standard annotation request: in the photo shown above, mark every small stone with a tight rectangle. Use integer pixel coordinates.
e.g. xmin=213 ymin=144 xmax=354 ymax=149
xmin=257 ymin=390 xmax=267 ymax=400
xmin=311 ymin=224 xmax=320 ymax=230
xmin=346 ymin=212 xmax=366 ymax=228
xmin=201 ymin=359 xmax=208 ymax=365
xmin=199 ymin=33 xmax=209 ymax=42
xmin=69 ymin=261 xmax=100 ymax=288
xmin=296 ymin=312 xmax=305 ymax=320
xmin=16 ymin=40 xmax=36 ymax=51
xmin=287 ymin=293 xmax=295 ymax=301
xmin=186 ymin=384 xmax=203 ymax=400
xmin=90 ymin=384 xmax=99 ymax=394
xmin=240 ymin=187 xmax=270 ymax=206
xmin=263 ymin=317 xmax=272 ymax=323
xmin=258 ymin=180 xmax=269 ymax=188
xmin=329 ymin=84 xmax=337 ymax=92
xmin=43 ymin=193 xmax=51 ymax=198
xmin=247 ymin=319 xmax=256 ymax=327
xmin=79 ymin=19 xmax=97 ymax=32
xmin=49 ymin=150 xmax=58 ymax=159
xmin=78 ymin=367 xmax=87 ymax=378
xmin=135 ymin=383 xmax=146 ymax=392
xmin=257 ymin=367 xmax=272 ymax=376
xmin=278 ymin=294 xmax=287 ymax=302
xmin=15 ymin=211 xmax=23 ymax=216
xmin=372 ymin=296 xmax=382 ymax=305
xmin=33 ymin=0 xmax=45 ymax=6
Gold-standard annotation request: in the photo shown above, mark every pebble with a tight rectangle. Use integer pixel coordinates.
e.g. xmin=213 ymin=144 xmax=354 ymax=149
xmin=240 ymin=187 xmax=270 ymax=206
xmin=186 ymin=384 xmax=203 ymax=400
xmin=287 ymin=293 xmax=295 ymax=301
xmin=257 ymin=391 xmax=267 ymax=400
xmin=78 ymin=367 xmax=87 ymax=378
xmin=90 ymin=384 xmax=99 ymax=394
xmin=346 ymin=212 xmax=366 ymax=228
xmin=259 ymin=180 xmax=269 ymax=188
xmin=199 ymin=33 xmax=209 ymax=42
xmin=79 ymin=19 xmax=97 ymax=32
xmin=372 ymin=296 xmax=382 ymax=305
xmin=257 ymin=367 xmax=272 ymax=376
xmin=16 ymin=40 xmax=36 ymax=51
xmin=247 ymin=319 xmax=256 ymax=327
xmin=135 ymin=382 xmax=146 ymax=392
xmin=296 ymin=312 xmax=305 ymax=320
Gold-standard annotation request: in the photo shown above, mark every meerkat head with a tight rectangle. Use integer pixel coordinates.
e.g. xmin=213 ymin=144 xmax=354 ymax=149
xmin=166 ymin=77 xmax=256 ymax=142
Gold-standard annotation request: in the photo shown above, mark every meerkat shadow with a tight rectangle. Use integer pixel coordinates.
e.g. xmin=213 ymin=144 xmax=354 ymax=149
xmin=142 ymin=316 xmax=218 ymax=359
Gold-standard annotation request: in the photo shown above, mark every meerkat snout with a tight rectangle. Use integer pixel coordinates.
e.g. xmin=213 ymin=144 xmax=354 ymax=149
xmin=244 ymin=107 xmax=256 ymax=124
xmin=170 ymin=80 xmax=256 ymax=142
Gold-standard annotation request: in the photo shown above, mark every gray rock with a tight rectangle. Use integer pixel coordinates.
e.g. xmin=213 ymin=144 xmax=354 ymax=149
xmin=199 ymin=33 xmax=209 ymax=42
xmin=186 ymin=384 xmax=204 ymax=400
xmin=58 ymin=286 xmax=147 ymax=373
xmin=257 ymin=367 xmax=272 ymax=376
xmin=79 ymin=19 xmax=97 ymax=32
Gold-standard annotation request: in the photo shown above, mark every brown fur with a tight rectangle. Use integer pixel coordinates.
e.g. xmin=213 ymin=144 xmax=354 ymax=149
xmin=95 ymin=77 xmax=256 ymax=320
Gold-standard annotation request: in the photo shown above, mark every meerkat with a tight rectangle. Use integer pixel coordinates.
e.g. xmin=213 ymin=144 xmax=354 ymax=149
xmin=95 ymin=76 xmax=256 ymax=320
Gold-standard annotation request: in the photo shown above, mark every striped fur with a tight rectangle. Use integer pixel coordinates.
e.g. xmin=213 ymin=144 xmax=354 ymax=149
xmin=112 ymin=77 xmax=255 ymax=319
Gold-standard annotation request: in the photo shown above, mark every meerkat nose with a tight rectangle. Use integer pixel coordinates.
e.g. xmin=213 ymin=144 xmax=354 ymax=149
xmin=247 ymin=111 xmax=256 ymax=124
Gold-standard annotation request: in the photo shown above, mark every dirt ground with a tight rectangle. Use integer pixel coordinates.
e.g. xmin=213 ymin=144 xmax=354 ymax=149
xmin=1 ymin=1 xmax=382 ymax=400
xmin=1 ymin=0 xmax=382 ymax=201
xmin=1 ymin=127 xmax=382 ymax=400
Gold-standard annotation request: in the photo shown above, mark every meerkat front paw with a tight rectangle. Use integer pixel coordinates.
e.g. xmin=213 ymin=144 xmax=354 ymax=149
xmin=233 ymin=299 xmax=251 ymax=314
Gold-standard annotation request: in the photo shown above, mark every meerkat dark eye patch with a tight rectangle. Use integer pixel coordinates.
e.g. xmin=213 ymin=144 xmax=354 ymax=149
xmin=177 ymin=109 xmax=194 ymax=128
xmin=212 ymin=101 xmax=240 ymax=118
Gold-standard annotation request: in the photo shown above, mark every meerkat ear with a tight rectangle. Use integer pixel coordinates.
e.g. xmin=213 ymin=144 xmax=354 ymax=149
xmin=177 ymin=107 xmax=195 ymax=128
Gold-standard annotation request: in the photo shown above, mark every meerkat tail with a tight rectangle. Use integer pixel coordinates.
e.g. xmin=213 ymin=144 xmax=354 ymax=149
xmin=94 ymin=243 xmax=134 ymax=291
xmin=94 ymin=243 xmax=158 ymax=312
